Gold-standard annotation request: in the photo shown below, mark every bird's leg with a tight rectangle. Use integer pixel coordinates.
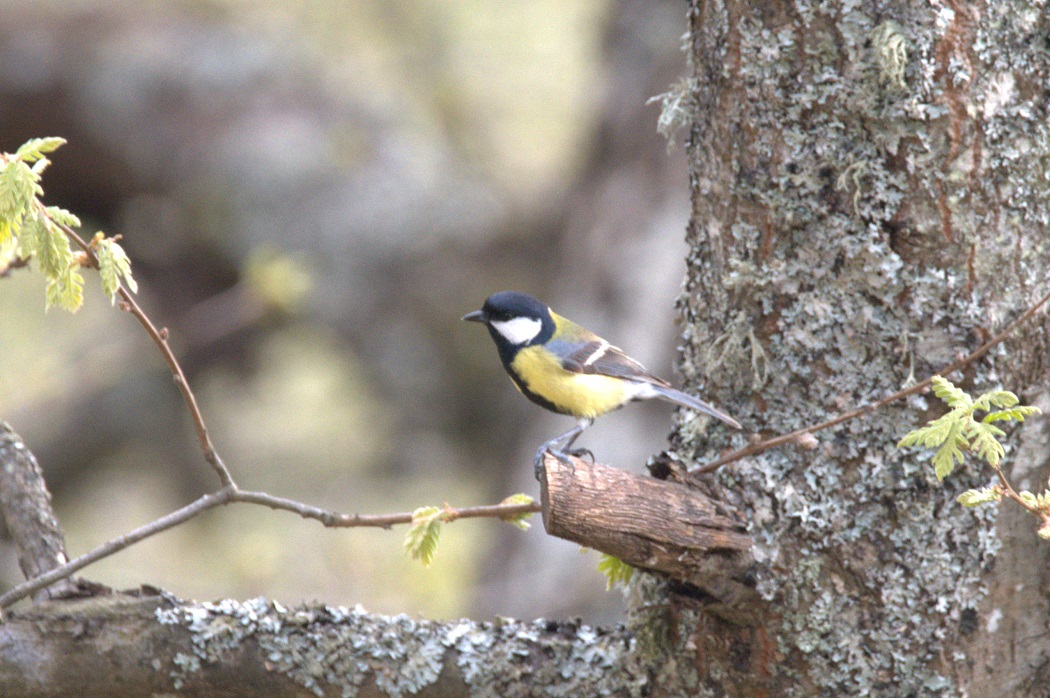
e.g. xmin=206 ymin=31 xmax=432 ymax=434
xmin=560 ymin=423 xmax=594 ymax=461
xmin=533 ymin=418 xmax=593 ymax=479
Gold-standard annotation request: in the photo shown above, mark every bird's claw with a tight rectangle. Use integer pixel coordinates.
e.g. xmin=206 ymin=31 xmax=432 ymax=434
xmin=533 ymin=447 xmax=547 ymax=480
xmin=533 ymin=446 xmax=577 ymax=480
xmin=567 ymin=447 xmax=594 ymax=463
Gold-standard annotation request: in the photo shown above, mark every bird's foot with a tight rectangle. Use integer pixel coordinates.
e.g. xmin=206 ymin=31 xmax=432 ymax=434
xmin=533 ymin=445 xmax=576 ymax=480
xmin=567 ymin=447 xmax=594 ymax=463
xmin=532 ymin=446 xmax=546 ymax=480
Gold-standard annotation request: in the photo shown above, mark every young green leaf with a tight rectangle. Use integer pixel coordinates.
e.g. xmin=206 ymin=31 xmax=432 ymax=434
xmin=44 ymin=206 xmax=81 ymax=229
xmin=20 ymin=214 xmax=73 ymax=279
xmin=983 ymin=406 xmax=1042 ymax=423
xmin=1037 ymin=491 xmax=1050 ymax=510
xmin=96 ymin=235 xmax=138 ymax=303
xmin=901 ymin=378 xmax=1041 ymax=480
xmin=498 ymin=493 xmax=535 ymax=531
xmin=898 ymin=412 xmax=958 ymax=450
xmin=45 ymin=265 xmax=84 ymax=312
xmin=903 ymin=376 xmax=1046 ymax=533
xmin=957 ymin=488 xmax=1001 ymax=507
xmin=14 ymin=137 xmax=66 ymax=163
xmin=972 ymin=390 xmax=1020 ymax=412
xmin=930 ymin=376 xmax=971 ymax=409
xmin=597 ymin=554 xmax=634 ymax=591
xmin=0 ymin=159 xmax=38 ymax=228
xmin=404 ymin=506 xmax=442 ymax=567
xmin=930 ymin=421 xmax=968 ymax=481
xmin=966 ymin=422 xmax=1006 ymax=467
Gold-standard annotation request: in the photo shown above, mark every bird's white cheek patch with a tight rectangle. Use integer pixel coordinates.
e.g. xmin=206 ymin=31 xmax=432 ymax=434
xmin=491 ymin=317 xmax=543 ymax=345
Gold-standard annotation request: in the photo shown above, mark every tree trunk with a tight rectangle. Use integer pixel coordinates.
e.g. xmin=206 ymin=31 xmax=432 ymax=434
xmin=641 ymin=1 xmax=1050 ymax=695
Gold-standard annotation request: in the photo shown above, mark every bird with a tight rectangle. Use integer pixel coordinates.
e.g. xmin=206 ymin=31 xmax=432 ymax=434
xmin=462 ymin=291 xmax=741 ymax=475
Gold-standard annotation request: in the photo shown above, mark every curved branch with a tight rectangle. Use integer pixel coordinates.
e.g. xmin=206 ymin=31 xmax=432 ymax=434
xmin=55 ymin=217 xmax=235 ymax=488
xmin=0 ymin=488 xmax=232 ymax=608
xmin=0 ymin=485 xmax=540 ymax=609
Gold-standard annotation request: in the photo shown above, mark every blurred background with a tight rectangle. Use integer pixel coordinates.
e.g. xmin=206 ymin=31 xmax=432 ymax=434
xmin=0 ymin=0 xmax=694 ymax=625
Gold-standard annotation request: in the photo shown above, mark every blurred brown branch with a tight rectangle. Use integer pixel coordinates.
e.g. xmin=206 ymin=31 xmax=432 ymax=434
xmin=0 ymin=423 xmax=78 ymax=603
xmin=0 ymin=254 xmax=30 ymax=277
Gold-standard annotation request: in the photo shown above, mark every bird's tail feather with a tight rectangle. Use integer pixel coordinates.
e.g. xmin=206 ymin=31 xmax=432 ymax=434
xmin=650 ymin=385 xmax=742 ymax=429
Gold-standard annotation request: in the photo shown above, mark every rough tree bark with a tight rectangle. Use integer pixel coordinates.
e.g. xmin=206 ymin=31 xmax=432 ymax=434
xmin=642 ymin=1 xmax=1050 ymax=695
xmin=0 ymin=592 xmax=646 ymax=697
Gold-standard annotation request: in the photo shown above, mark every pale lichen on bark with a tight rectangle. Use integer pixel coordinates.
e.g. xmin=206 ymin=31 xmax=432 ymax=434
xmin=660 ymin=1 xmax=1050 ymax=694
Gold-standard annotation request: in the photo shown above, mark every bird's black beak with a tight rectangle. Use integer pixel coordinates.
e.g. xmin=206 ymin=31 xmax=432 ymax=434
xmin=462 ymin=310 xmax=487 ymax=323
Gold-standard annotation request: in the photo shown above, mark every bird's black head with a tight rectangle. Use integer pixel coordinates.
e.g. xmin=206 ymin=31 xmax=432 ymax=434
xmin=463 ymin=291 xmax=555 ymax=357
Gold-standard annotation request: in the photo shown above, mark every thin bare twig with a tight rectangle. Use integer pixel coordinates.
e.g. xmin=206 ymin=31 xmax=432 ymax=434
xmin=0 ymin=488 xmax=233 ymax=608
xmin=231 ymin=489 xmax=541 ymax=528
xmin=691 ymin=287 xmax=1050 ymax=478
xmin=0 ymin=489 xmax=541 ymax=609
xmin=990 ymin=464 xmax=1040 ymax=514
xmin=56 ymin=218 xmax=235 ymax=488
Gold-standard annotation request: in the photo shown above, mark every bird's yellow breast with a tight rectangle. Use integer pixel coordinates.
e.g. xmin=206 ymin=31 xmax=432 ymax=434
xmin=510 ymin=345 xmax=631 ymax=419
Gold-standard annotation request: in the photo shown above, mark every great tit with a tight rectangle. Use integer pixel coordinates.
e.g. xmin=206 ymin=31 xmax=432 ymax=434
xmin=462 ymin=291 xmax=741 ymax=474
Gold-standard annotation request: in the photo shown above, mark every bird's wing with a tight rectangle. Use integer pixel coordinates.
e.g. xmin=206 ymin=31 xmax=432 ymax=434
xmin=549 ymin=336 xmax=671 ymax=387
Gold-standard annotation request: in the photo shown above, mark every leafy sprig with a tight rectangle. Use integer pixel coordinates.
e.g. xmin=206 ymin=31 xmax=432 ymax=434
xmin=498 ymin=493 xmax=537 ymax=531
xmin=898 ymin=377 xmax=1039 ymax=480
xmin=95 ymin=232 xmax=138 ymax=303
xmin=1 ymin=137 xmax=136 ymax=310
xmin=404 ymin=507 xmax=443 ymax=567
xmin=899 ymin=376 xmax=1049 ymax=539
xmin=403 ymin=495 xmax=536 ymax=566
xmin=597 ymin=553 xmax=634 ymax=591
